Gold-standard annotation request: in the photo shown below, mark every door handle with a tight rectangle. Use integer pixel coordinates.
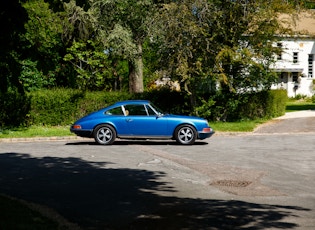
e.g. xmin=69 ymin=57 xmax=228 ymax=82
xmin=126 ymin=118 xmax=133 ymax=122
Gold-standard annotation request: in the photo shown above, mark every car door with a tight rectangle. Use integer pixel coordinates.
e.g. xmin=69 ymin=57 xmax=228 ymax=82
xmin=124 ymin=104 xmax=168 ymax=137
xmin=104 ymin=106 xmax=129 ymax=135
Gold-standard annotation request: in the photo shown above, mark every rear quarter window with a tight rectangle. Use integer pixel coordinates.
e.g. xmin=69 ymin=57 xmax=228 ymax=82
xmin=105 ymin=106 xmax=124 ymax=115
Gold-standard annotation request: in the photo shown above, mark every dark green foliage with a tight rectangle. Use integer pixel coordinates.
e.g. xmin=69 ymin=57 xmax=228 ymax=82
xmin=196 ymin=90 xmax=287 ymax=121
xmin=27 ymin=89 xmax=184 ymax=126
xmin=136 ymin=88 xmax=190 ymax=115
xmin=0 ymin=90 xmax=31 ymax=128
xmin=236 ymin=90 xmax=287 ymax=120
xmin=265 ymin=90 xmax=288 ymax=118
xmin=1 ymin=89 xmax=287 ymax=127
xmin=28 ymin=89 xmax=84 ymax=125
xmin=74 ymin=91 xmax=132 ymax=120
xmin=28 ymin=89 xmax=132 ymax=125
xmin=0 ymin=0 xmax=28 ymax=94
xmin=24 ymin=89 xmax=187 ymax=126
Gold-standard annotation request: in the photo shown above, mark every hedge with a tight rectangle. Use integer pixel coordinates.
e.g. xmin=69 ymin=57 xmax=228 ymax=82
xmin=0 ymin=88 xmax=288 ymax=127
xmin=0 ymin=90 xmax=31 ymax=127
xmin=28 ymin=89 xmax=132 ymax=126
xmin=195 ymin=89 xmax=287 ymax=121
xmin=236 ymin=90 xmax=287 ymax=120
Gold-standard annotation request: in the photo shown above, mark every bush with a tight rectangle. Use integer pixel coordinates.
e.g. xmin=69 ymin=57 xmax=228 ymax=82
xmin=28 ymin=89 xmax=84 ymax=125
xmin=195 ymin=90 xmax=287 ymax=121
xmin=27 ymin=88 xmax=188 ymax=126
xmin=264 ymin=90 xmax=287 ymax=118
xmin=1 ymin=88 xmax=288 ymax=127
xmin=236 ymin=90 xmax=287 ymax=120
xmin=75 ymin=91 xmax=131 ymax=120
xmin=0 ymin=90 xmax=31 ymax=128
xmin=28 ymin=89 xmax=132 ymax=126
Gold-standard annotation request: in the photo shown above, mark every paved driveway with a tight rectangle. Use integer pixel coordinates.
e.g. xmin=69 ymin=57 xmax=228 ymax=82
xmin=254 ymin=110 xmax=315 ymax=134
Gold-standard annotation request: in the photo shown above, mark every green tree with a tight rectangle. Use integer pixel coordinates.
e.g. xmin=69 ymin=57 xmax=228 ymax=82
xmin=151 ymin=0 xmax=294 ymax=104
xmin=64 ymin=40 xmax=127 ymax=90
xmin=21 ymin=0 xmax=66 ymax=90
xmin=63 ymin=0 xmax=129 ymax=91
xmin=0 ymin=0 xmax=28 ymax=93
xmin=149 ymin=0 xmax=223 ymax=107
xmin=87 ymin=0 xmax=157 ymax=93
xmin=211 ymin=0 xmax=294 ymax=93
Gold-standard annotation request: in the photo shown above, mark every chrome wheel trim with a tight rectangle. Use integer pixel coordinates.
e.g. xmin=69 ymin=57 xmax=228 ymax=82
xmin=96 ymin=126 xmax=114 ymax=144
xmin=177 ymin=126 xmax=195 ymax=144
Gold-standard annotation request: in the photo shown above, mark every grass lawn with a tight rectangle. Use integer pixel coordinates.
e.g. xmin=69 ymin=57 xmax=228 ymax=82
xmin=286 ymin=98 xmax=315 ymax=112
xmin=210 ymin=119 xmax=267 ymax=132
xmin=0 ymin=125 xmax=73 ymax=139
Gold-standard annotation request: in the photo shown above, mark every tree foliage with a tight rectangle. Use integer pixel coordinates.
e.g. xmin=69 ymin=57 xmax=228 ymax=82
xmin=0 ymin=0 xmax=302 ymax=97
xmin=0 ymin=0 xmax=28 ymax=93
xmin=0 ymin=0 xmax=309 ymax=126
xmin=87 ymin=0 xmax=158 ymax=92
xmin=20 ymin=0 xmax=66 ymax=90
xmin=64 ymin=40 xmax=128 ymax=91
xmin=152 ymin=0 xmax=295 ymax=97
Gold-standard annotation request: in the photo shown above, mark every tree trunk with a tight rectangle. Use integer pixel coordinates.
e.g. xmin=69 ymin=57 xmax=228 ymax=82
xmin=129 ymin=43 xmax=144 ymax=93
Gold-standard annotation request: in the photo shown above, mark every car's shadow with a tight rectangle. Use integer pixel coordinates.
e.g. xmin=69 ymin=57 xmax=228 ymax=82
xmin=66 ymin=139 xmax=209 ymax=146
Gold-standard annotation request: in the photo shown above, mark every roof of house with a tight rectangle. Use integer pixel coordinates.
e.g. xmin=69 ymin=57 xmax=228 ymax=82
xmin=280 ymin=10 xmax=315 ymax=36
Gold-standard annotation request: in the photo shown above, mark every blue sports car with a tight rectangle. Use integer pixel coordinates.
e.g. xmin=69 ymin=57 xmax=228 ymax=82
xmin=70 ymin=100 xmax=214 ymax=145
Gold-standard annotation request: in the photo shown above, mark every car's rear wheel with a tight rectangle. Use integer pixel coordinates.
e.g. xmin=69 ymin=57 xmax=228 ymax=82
xmin=175 ymin=125 xmax=197 ymax=145
xmin=94 ymin=125 xmax=116 ymax=145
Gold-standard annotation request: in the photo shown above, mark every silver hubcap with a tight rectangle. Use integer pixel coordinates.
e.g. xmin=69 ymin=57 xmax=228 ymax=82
xmin=97 ymin=128 xmax=112 ymax=143
xmin=178 ymin=127 xmax=194 ymax=143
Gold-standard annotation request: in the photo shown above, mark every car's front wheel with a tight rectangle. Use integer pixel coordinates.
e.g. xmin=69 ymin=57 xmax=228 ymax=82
xmin=175 ymin=125 xmax=197 ymax=145
xmin=94 ymin=124 xmax=116 ymax=145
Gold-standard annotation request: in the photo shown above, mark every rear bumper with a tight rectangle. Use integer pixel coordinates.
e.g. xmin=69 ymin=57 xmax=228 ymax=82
xmin=70 ymin=126 xmax=93 ymax=138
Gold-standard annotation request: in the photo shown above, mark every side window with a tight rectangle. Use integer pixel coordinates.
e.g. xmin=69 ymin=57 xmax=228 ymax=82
xmin=146 ymin=105 xmax=157 ymax=116
xmin=105 ymin=106 xmax=124 ymax=115
xmin=124 ymin=104 xmax=148 ymax=116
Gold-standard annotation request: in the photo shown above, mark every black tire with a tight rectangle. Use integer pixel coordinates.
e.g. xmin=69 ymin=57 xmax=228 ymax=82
xmin=174 ymin=125 xmax=197 ymax=145
xmin=93 ymin=125 xmax=116 ymax=145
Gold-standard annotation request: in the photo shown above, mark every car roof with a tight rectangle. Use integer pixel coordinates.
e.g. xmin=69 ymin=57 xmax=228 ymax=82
xmin=112 ymin=100 xmax=150 ymax=107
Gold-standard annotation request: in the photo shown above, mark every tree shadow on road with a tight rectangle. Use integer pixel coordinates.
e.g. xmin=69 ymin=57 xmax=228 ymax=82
xmin=0 ymin=153 xmax=309 ymax=229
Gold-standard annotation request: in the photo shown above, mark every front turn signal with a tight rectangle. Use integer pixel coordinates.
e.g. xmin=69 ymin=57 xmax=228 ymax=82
xmin=202 ymin=127 xmax=212 ymax=133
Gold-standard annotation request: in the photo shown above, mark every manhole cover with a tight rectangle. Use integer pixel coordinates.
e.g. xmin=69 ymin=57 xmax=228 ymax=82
xmin=211 ymin=180 xmax=252 ymax=187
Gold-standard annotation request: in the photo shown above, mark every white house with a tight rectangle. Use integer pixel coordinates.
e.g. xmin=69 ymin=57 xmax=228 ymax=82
xmin=271 ymin=11 xmax=315 ymax=97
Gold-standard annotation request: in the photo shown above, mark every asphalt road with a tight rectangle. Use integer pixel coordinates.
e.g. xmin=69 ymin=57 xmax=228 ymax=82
xmin=0 ymin=112 xmax=315 ymax=229
xmin=254 ymin=110 xmax=315 ymax=134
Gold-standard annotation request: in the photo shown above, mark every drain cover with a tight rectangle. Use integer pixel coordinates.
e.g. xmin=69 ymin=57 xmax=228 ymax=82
xmin=211 ymin=180 xmax=252 ymax=187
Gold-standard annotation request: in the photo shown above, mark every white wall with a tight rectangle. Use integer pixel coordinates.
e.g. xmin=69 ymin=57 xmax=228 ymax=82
xmin=271 ymin=38 xmax=315 ymax=97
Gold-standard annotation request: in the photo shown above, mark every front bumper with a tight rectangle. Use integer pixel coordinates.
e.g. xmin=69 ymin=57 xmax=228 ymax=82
xmin=198 ymin=128 xmax=215 ymax=139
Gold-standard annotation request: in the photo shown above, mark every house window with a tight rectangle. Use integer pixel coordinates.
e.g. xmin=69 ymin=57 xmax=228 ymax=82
xmin=277 ymin=42 xmax=282 ymax=60
xmin=308 ymin=54 xmax=313 ymax=78
xmin=292 ymin=72 xmax=298 ymax=82
xmin=293 ymin=52 xmax=298 ymax=63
